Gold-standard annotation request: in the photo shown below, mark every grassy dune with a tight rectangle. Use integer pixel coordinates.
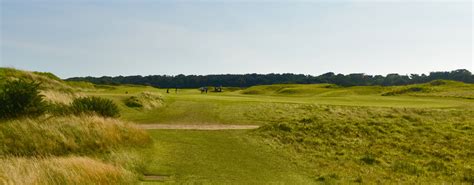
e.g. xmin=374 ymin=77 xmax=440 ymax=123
xmin=256 ymin=105 xmax=474 ymax=183
xmin=0 ymin=68 xmax=152 ymax=184
xmin=241 ymin=80 xmax=474 ymax=99
xmin=383 ymin=80 xmax=474 ymax=99
xmin=241 ymin=83 xmax=383 ymax=96
xmin=0 ymin=115 xmax=152 ymax=184
xmin=0 ymin=68 xmax=90 ymax=104
xmin=0 ymin=115 xmax=151 ymax=156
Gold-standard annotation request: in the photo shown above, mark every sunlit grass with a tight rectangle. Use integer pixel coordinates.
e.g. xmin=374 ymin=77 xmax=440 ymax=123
xmin=2 ymin=68 xmax=473 ymax=184
xmin=0 ymin=156 xmax=136 ymax=185
xmin=0 ymin=115 xmax=151 ymax=156
xmin=141 ymin=130 xmax=314 ymax=184
xmin=86 ymin=82 xmax=474 ymax=183
xmin=255 ymin=105 xmax=474 ymax=183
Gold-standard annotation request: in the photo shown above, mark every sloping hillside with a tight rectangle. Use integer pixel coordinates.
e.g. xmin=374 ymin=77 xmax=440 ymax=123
xmin=0 ymin=68 xmax=153 ymax=184
xmin=240 ymin=80 xmax=474 ymax=99
xmin=0 ymin=68 xmax=97 ymax=104
xmin=382 ymin=80 xmax=474 ymax=99
xmin=241 ymin=84 xmax=384 ymax=97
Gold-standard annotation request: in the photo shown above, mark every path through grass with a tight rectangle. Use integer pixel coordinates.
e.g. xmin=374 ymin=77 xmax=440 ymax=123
xmin=141 ymin=130 xmax=314 ymax=184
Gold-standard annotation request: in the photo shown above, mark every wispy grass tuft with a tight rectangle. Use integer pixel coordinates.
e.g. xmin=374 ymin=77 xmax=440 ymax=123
xmin=0 ymin=156 xmax=136 ymax=185
xmin=0 ymin=115 xmax=151 ymax=156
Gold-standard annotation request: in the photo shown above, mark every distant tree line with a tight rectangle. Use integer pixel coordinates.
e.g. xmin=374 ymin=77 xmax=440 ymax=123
xmin=66 ymin=69 xmax=473 ymax=88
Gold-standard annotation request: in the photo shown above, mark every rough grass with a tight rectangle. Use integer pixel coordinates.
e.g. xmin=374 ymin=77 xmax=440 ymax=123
xmin=255 ymin=105 xmax=474 ymax=183
xmin=123 ymin=92 xmax=164 ymax=110
xmin=0 ymin=115 xmax=151 ymax=156
xmin=0 ymin=68 xmax=72 ymax=92
xmin=241 ymin=83 xmax=384 ymax=97
xmin=0 ymin=69 xmax=154 ymax=184
xmin=77 ymin=82 xmax=474 ymax=183
xmin=0 ymin=156 xmax=136 ymax=185
xmin=382 ymin=80 xmax=474 ymax=99
xmin=0 ymin=115 xmax=152 ymax=184
xmin=241 ymin=80 xmax=474 ymax=99
xmin=0 ymin=68 xmax=85 ymax=104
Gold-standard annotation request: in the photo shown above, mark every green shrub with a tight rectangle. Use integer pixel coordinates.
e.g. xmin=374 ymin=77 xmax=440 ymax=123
xmin=71 ymin=97 xmax=120 ymax=117
xmin=122 ymin=92 xmax=163 ymax=110
xmin=0 ymin=79 xmax=46 ymax=120
xmin=123 ymin=96 xmax=143 ymax=108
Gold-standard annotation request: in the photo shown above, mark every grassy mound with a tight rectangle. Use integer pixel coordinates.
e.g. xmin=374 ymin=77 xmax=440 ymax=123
xmin=0 ymin=156 xmax=135 ymax=185
xmin=0 ymin=68 xmax=89 ymax=104
xmin=241 ymin=84 xmax=384 ymax=97
xmin=123 ymin=92 xmax=163 ymax=110
xmin=0 ymin=69 xmax=152 ymax=184
xmin=382 ymin=80 xmax=474 ymax=99
xmin=0 ymin=115 xmax=151 ymax=156
xmin=240 ymin=80 xmax=474 ymax=98
xmin=241 ymin=84 xmax=331 ymax=95
xmin=382 ymin=86 xmax=430 ymax=96
xmin=256 ymin=105 xmax=474 ymax=183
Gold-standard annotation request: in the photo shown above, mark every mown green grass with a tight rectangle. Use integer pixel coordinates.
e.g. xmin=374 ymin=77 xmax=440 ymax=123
xmin=83 ymin=84 xmax=473 ymax=124
xmin=73 ymin=80 xmax=474 ymax=183
xmin=133 ymin=104 xmax=473 ymax=183
xmin=141 ymin=130 xmax=314 ymax=184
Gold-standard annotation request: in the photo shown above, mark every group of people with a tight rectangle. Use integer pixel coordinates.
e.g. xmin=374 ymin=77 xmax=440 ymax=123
xmin=165 ymin=86 xmax=222 ymax=94
xmin=199 ymin=87 xmax=208 ymax=93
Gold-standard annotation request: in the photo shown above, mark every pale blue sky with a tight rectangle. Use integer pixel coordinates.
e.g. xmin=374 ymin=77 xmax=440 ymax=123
xmin=1 ymin=0 xmax=472 ymax=78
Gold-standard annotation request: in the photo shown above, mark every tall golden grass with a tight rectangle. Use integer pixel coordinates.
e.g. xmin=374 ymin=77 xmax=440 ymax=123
xmin=0 ymin=115 xmax=151 ymax=156
xmin=0 ymin=115 xmax=151 ymax=184
xmin=1 ymin=68 xmax=72 ymax=92
xmin=1 ymin=68 xmax=90 ymax=104
xmin=124 ymin=92 xmax=164 ymax=110
xmin=40 ymin=90 xmax=83 ymax=105
xmin=0 ymin=68 xmax=151 ymax=184
xmin=0 ymin=156 xmax=135 ymax=185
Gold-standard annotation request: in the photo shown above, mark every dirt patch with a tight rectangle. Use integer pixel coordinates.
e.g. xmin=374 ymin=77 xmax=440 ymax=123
xmin=137 ymin=124 xmax=260 ymax=130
